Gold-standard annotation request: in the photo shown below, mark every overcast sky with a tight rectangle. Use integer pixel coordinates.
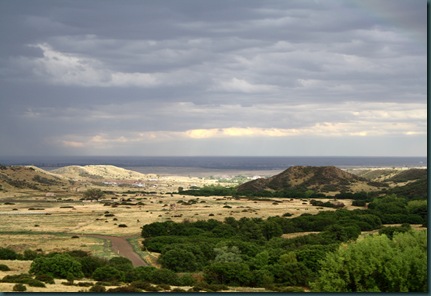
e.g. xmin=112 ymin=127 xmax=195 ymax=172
xmin=0 ymin=0 xmax=427 ymax=157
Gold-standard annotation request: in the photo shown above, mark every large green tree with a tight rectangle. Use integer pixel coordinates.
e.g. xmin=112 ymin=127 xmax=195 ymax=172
xmin=30 ymin=254 xmax=84 ymax=279
xmin=159 ymin=248 xmax=199 ymax=272
xmin=310 ymin=230 xmax=427 ymax=292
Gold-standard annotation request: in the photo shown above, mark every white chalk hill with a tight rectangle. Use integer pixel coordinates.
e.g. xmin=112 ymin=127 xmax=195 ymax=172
xmin=51 ymin=165 xmax=158 ymax=181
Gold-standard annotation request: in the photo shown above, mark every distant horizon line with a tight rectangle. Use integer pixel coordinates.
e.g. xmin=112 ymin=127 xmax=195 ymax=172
xmin=0 ymin=155 xmax=427 ymax=158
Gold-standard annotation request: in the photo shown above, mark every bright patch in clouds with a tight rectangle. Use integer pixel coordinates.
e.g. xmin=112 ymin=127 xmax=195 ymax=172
xmin=215 ymin=77 xmax=277 ymax=93
xmin=58 ymin=118 xmax=426 ymax=151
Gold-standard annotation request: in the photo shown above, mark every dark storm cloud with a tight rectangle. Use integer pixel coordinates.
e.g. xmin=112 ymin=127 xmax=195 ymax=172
xmin=0 ymin=0 xmax=427 ymax=156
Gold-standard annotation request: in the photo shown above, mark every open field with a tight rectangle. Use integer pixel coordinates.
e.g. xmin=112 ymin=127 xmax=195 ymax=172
xmin=0 ymin=194 xmax=360 ymax=239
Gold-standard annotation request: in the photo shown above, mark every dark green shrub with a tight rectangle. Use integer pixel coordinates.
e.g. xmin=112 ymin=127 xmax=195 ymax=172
xmin=2 ymin=273 xmax=33 ymax=283
xmin=130 ymin=280 xmax=152 ymax=290
xmin=157 ymin=283 xmax=171 ymax=290
xmin=30 ymin=254 xmax=84 ymax=279
xmin=159 ymin=248 xmax=199 ymax=272
xmin=0 ymin=247 xmax=18 ymax=260
xmin=108 ymin=257 xmax=133 ymax=272
xmin=35 ymin=274 xmax=55 ymax=284
xmin=27 ymin=279 xmax=46 ymax=287
xmin=13 ymin=283 xmax=26 ymax=292
xmin=352 ymin=200 xmax=367 ymax=207
xmin=89 ymin=284 xmax=106 ymax=292
xmin=23 ymin=249 xmax=40 ymax=260
xmin=125 ymin=266 xmax=156 ymax=283
xmin=92 ymin=266 xmax=125 ymax=282
xmin=177 ymin=274 xmax=197 ymax=286
xmin=150 ymin=268 xmax=179 ymax=285
xmin=0 ymin=264 xmax=10 ymax=271
xmin=108 ymin=256 xmax=132 ymax=266
xmin=78 ymin=255 xmax=108 ymax=277
xmin=379 ymin=225 xmax=411 ymax=239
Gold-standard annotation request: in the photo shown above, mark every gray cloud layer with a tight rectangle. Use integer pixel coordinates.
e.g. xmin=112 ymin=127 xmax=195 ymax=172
xmin=0 ymin=0 xmax=427 ymax=156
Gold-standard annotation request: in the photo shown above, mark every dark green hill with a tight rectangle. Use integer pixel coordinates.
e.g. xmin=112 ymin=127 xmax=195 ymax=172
xmin=237 ymin=166 xmax=383 ymax=194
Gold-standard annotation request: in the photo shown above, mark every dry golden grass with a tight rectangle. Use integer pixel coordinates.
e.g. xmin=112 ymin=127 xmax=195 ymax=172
xmin=0 ymin=233 xmax=114 ymax=257
xmin=0 ymin=195 xmax=360 ymax=255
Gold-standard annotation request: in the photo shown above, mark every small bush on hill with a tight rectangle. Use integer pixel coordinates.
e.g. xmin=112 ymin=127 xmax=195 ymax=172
xmin=0 ymin=264 xmax=10 ymax=271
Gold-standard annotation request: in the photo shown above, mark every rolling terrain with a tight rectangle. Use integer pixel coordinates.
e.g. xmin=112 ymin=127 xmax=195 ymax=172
xmin=0 ymin=164 xmax=427 ymax=292
xmin=237 ymin=165 xmax=388 ymax=194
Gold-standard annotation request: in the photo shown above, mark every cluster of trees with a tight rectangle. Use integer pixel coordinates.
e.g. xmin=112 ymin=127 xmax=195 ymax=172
xmin=139 ymin=193 xmax=426 ymax=291
xmin=311 ymin=230 xmax=427 ymax=292
xmin=182 ymin=185 xmax=328 ymax=199
xmin=0 ymin=249 xmax=202 ymax=291
xmin=179 ymin=185 xmax=236 ymax=196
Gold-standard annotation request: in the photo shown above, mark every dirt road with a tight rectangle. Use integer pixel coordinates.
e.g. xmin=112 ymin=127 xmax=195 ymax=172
xmin=84 ymin=234 xmax=147 ymax=267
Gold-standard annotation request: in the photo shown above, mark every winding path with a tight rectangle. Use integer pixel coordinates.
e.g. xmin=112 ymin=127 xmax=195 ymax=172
xmin=82 ymin=234 xmax=147 ymax=267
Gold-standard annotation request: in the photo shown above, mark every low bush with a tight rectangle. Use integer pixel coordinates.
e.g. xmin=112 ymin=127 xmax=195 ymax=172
xmin=13 ymin=283 xmax=26 ymax=292
xmin=27 ymin=279 xmax=46 ymax=287
xmin=2 ymin=273 xmax=33 ymax=283
xmin=92 ymin=266 xmax=125 ymax=282
xmin=157 ymin=283 xmax=171 ymax=290
xmin=130 ymin=281 xmax=152 ymax=290
xmin=0 ymin=247 xmax=19 ymax=260
xmin=35 ymin=274 xmax=55 ymax=284
xmin=0 ymin=264 xmax=10 ymax=271
xmin=89 ymin=284 xmax=106 ymax=292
